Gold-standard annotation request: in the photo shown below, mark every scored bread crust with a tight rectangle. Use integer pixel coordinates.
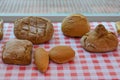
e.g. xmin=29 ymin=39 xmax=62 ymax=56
xmin=80 ymin=24 xmax=118 ymax=53
xmin=14 ymin=16 xmax=54 ymax=44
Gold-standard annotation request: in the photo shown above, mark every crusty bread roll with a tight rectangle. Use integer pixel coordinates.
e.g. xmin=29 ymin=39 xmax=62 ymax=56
xmin=81 ymin=24 xmax=118 ymax=53
xmin=14 ymin=16 xmax=54 ymax=44
xmin=2 ymin=39 xmax=33 ymax=65
xmin=61 ymin=14 xmax=90 ymax=37
xmin=49 ymin=46 xmax=75 ymax=64
xmin=34 ymin=48 xmax=49 ymax=73
xmin=115 ymin=21 xmax=120 ymax=34
xmin=0 ymin=18 xmax=3 ymax=40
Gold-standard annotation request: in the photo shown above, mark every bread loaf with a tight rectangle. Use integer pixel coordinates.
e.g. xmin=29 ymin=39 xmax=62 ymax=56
xmin=115 ymin=21 xmax=120 ymax=34
xmin=34 ymin=48 xmax=49 ymax=73
xmin=49 ymin=46 xmax=75 ymax=63
xmin=0 ymin=18 xmax=3 ymax=40
xmin=61 ymin=14 xmax=90 ymax=37
xmin=2 ymin=39 xmax=33 ymax=65
xmin=14 ymin=16 xmax=54 ymax=44
xmin=81 ymin=24 xmax=118 ymax=52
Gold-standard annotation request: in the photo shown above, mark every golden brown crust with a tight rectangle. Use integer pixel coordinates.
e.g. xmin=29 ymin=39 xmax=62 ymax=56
xmin=62 ymin=14 xmax=90 ymax=37
xmin=14 ymin=16 xmax=54 ymax=44
xmin=115 ymin=21 xmax=120 ymax=34
xmin=49 ymin=46 xmax=75 ymax=64
xmin=2 ymin=39 xmax=33 ymax=65
xmin=0 ymin=19 xmax=3 ymax=40
xmin=34 ymin=48 xmax=49 ymax=73
xmin=81 ymin=24 xmax=118 ymax=53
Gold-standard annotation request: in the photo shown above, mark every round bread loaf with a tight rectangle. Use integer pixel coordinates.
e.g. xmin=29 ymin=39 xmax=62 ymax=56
xmin=61 ymin=14 xmax=90 ymax=37
xmin=49 ymin=46 xmax=75 ymax=64
xmin=14 ymin=16 xmax=54 ymax=44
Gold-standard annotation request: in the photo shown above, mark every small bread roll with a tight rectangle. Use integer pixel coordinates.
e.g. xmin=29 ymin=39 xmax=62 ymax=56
xmin=115 ymin=21 xmax=120 ymax=34
xmin=61 ymin=14 xmax=90 ymax=37
xmin=49 ymin=46 xmax=75 ymax=64
xmin=0 ymin=18 xmax=3 ymax=40
xmin=34 ymin=48 xmax=49 ymax=73
xmin=81 ymin=24 xmax=118 ymax=52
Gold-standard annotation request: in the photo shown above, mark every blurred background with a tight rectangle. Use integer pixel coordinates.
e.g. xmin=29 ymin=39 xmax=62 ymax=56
xmin=0 ymin=0 xmax=120 ymax=22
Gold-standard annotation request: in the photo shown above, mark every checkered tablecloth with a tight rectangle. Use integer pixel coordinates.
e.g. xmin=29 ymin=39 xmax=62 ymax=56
xmin=0 ymin=22 xmax=120 ymax=80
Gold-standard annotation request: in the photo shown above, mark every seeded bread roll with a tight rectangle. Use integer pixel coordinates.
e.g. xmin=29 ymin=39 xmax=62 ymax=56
xmin=14 ymin=16 xmax=54 ymax=44
xmin=62 ymin=14 xmax=90 ymax=37
xmin=81 ymin=24 xmax=118 ymax=53
xmin=0 ymin=18 xmax=3 ymax=40
xmin=2 ymin=39 xmax=33 ymax=65
xmin=49 ymin=46 xmax=75 ymax=64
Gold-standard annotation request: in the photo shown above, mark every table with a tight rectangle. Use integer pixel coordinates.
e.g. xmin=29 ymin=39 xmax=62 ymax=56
xmin=0 ymin=22 xmax=120 ymax=80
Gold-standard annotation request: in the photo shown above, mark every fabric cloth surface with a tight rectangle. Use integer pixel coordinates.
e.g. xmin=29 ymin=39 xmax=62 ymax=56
xmin=0 ymin=22 xmax=120 ymax=80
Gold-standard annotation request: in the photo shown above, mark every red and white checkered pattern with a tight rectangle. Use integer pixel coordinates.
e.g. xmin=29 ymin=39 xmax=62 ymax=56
xmin=0 ymin=22 xmax=120 ymax=80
